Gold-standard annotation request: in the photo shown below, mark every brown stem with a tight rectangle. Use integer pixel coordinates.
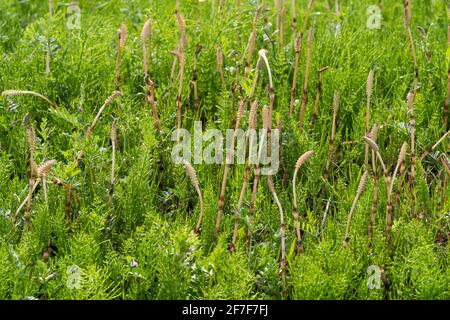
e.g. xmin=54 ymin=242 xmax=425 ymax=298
xmin=289 ymin=34 xmax=303 ymax=118
xmin=311 ymin=67 xmax=329 ymax=123
xmin=214 ymin=101 xmax=246 ymax=241
xmin=299 ymin=27 xmax=314 ymax=130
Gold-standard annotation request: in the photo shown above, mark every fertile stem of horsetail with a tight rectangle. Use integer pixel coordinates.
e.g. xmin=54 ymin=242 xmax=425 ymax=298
xmin=87 ymin=91 xmax=121 ymax=138
xmin=364 ymin=136 xmax=387 ymax=174
xmin=217 ymin=46 xmax=225 ymax=86
xmin=290 ymin=34 xmax=303 ymax=118
xmin=183 ymin=160 xmax=204 ymax=234
xmin=407 ymin=91 xmax=416 ymax=214
xmin=299 ymin=27 xmax=314 ymax=130
xmin=390 ymin=142 xmax=408 ymax=196
xmin=247 ymin=106 xmax=269 ymax=249
xmin=291 ymin=0 xmax=296 ymax=31
xmin=1 ymin=90 xmax=57 ymax=108
xmin=311 ymin=66 xmax=329 ymax=123
xmin=230 ymin=100 xmax=258 ymax=252
xmin=175 ymin=10 xmax=187 ymax=138
xmin=365 ymin=70 xmax=374 ymax=171
xmin=244 ymin=7 xmax=261 ymax=80
xmin=343 ymin=170 xmax=368 ymax=248
xmin=142 ymin=19 xmax=162 ymax=134
xmin=278 ymin=119 xmax=289 ymax=187
xmin=324 ymin=92 xmax=339 ymax=181
xmin=446 ymin=67 xmax=450 ymax=131
xmin=441 ymin=155 xmax=450 ymax=177
xmin=267 ymin=174 xmax=286 ymax=289
xmin=109 ymin=122 xmax=117 ymax=206
xmin=292 ymin=150 xmax=314 ymax=254
xmin=214 ymin=101 xmax=246 ymax=241
xmin=368 ymin=124 xmax=379 ymax=248
xmin=13 ymin=127 xmax=37 ymax=225
xmin=364 ymin=136 xmax=393 ymax=245
xmin=38 ymin=160 xmax=57 ymax=210
xmin=115 ymin=24 xmax=127 ymax=92
xmin=258 ymin=49 xmax=275 ymax=179
xmin=404 ymin=0 xmax=418 ymax=92
xmin=76 ymin=91 xmax=121 ymax=166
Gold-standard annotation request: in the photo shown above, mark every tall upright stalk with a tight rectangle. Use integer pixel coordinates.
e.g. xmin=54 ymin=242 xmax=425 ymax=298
xmin=324 ymin=92 xmax=339 ymax=181
xmin=267 ymin=175 xmax=286 ymax=290
xmin=407 ymin=92 xmax=416 ymax=215
xmin=214 ymin=101 xmax=246 ymax=241
xmin=109 ymin=122 xmax=117 ymax=206
xmin=142 ymin=19 xmax=162 ymax=134
xmin=247 ymin=106 xmax=269 ymax=249
xmin=299 ymin=27 xmax=314 ymax=130
xmin=115 ymin=24 xmax=127 ymax=91
xmin=311 ymin=67 xmax=329 ymax=123
xmin=343 ymin=171 xmax=368 ymax=248
xmin=289 ymin=34 xmax=303 ymax=118
xmin=365 ymin=70 xmax=374 ymax=171
xmin=292 ymin=150 xmax=314 ymax=254
xmin=230 ymin=100 xmax=258 ymax=252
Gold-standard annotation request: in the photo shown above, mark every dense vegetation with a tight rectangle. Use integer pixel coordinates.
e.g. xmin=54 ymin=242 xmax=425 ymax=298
xmin=0 ymin=0 xmax=449 ymax=300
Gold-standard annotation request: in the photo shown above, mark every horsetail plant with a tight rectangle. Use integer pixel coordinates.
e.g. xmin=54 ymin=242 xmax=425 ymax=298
xmin=243 ymin=6 xmax=261 ymax=80
xmin=13 ymin=126 xmax=38 ymax=226
xmin=183 ymin=160 xmax=204 ymax=234
xmin=403 ymin=0 xmax=418 ymax=92
xmin=142 ymin=18 xmax=162 ymax=134
xmin=364 ymin=135 xmax=394 ymax=245
xmin=109 ymin=121 xmax=117 ymax=206
xmin=1 ymin=90 xmax=57 ymax=108
xmin=365 ymin=70 xmax=374 ymax=171
xmin=267 ymin=173 xmax=287 ymax=291
xmin=217 ymin=46 xmax=225 ymax=86
xmin=292 ymin=150 xmax=315 ymax=254
xmin=407 ymin=91 xmax=416 ymax=215
xmin=37 ymin=160 xmax=57 ymax=210
xmin=214 ymin=101 xmax=246 ymax=241
xmin=389 ymin=142 xmax=408 ymax=197
xmin=115 ymin=23 xmax=127 ymax=92
xmin=230 ymin=99 xmax=258 ymax=253
xmin=368 ymin=124 xmax=379 ymax=248
xmin=299 ymin=27 xmax=314 ymax=130
xmin=247 ymin=105 xmax=269 ymax=249
xmin=324 ymin=92 xmax=339 ymax=181
xmin=174 ymin=10 xmax=187 ymax=138
xmin=77 ymin=91 xmax=121 ymax=166
xmin=343 ymin=170 xmax=369 ymax=248
xmin=290 ymin=34 xmax=303 ymax=118
xmin=311 ymin=67 xmax=329 ymax=124
xmin=86 ymin=91 xmax=122 ymax=139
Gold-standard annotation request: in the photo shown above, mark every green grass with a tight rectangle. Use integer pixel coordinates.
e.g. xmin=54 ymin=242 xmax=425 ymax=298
xmin=0 ymin=0 xmax=449 ymax=300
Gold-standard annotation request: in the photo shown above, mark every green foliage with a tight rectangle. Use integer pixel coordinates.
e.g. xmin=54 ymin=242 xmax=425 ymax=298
xmin=0 ymin=0 xmax=448 ymax=300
